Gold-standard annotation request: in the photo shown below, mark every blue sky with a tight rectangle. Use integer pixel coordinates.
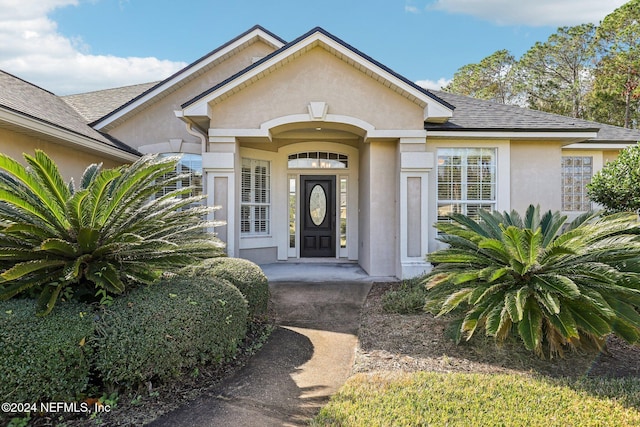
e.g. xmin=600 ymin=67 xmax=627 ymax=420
xmin=0 ymin=0 xmax=629 ymax=95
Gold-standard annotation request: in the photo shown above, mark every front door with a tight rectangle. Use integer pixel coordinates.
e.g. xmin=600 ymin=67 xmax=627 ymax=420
xmin=301 ymin=175 xmax=336 ymax=257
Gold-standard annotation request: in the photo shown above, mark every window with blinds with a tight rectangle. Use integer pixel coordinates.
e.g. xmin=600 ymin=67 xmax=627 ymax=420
xmin=561 ymin=156 xmax=592 ymax=212
xmin=437 ymin=148 xmax=496 ymax=222
xmin=156 ymin=153 xmax=202 ymax=208
xmin=241 ymin=158 xmax=271 ymax=235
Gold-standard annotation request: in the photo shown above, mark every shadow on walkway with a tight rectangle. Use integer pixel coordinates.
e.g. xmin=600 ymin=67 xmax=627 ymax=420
xmin=149 ymin=281 xmax=372 ymax=427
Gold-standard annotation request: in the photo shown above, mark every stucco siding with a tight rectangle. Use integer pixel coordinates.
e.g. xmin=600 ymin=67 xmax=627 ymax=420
xmin=603 ymin=150 xmax=621 ymax=165
xmin=108 ymin=41 xmax=277 ymax=149
xmin=210 ymin=47 xmax=424 ymax=131
xmin=510 ymin=141 xmax=563 ymax=213
xmin=0 ymin=127 xmax=125 ymax=181
xmin=366 ymin=141 xmax=397 ymax=276
xmin=358 ymin=142 xmax=371 ymax=274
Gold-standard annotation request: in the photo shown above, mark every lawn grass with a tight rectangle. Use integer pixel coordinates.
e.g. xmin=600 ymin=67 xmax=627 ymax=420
xmin=312 ymin=371 xmax=640 ymax=427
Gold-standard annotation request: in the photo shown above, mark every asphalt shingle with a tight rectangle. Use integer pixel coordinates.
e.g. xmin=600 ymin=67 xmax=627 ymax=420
xmin=62 ymin=82 xmax=159 ymax=124
xmin=0 ymin=70 xmax=139 ymax=155
xmin=427 ymin=90 xmax=640 ymax=143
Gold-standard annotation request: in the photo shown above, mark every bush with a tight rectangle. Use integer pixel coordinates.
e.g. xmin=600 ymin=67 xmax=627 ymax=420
xmin=0 ymin=299 xmax=94 ymax=402
xmin=181 ymin=257 xmax=269 ymax=320
xmin=92 ymin=275 xmax=248 ymax=390
xmin=425 ymin=205 xmax=640 ymax=357
xmin=382 ymin=276 xmax=428 ymax=314
xmin=588 ymin=142 xmax=640 ymax=213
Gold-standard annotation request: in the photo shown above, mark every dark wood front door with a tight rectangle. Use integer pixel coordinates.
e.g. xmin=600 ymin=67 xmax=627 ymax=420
xmin=301 ymin=175 xmax=336 ymax=257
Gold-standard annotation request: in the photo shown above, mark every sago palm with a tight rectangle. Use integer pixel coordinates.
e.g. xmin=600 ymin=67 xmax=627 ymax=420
xmin=0 ymin=150 xmax=223 ymax=316
xmin=425 ymin=205 xmax=640 ymax=357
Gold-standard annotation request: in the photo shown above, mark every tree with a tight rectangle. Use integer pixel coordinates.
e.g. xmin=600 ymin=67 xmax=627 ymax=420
xmin=424 ymin=205 xmax=640 ymax=358
xmin=0 ymin=151 xmax=224 ymax=315
xmin=587 ymin=143 xmax=640 ymax=212
xmin=443 ymin=50 xmax=519 ymax=104
xmin=516 ymin=24 xmax=596 ymax=118
xmin=591 ymin=0 xmax=640 ymax=128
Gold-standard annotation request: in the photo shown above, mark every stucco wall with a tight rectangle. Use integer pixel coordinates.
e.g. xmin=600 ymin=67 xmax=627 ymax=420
xmin=510 ymin=141 xmax=563 ymax=213
xmin=603 ymin=150 xmax=622 ymax=165
xmin=0 ymin=128 xmax=125 ymax=181
xmin=358 ymin=141 xmax=371 ymax=274
xmin=365 ymin=141 xmax=398 ymax=277
xmin=210 ymin=47 xmax=424 ymax=131
xmin=108 ymin=41 xmax=277 ymax=149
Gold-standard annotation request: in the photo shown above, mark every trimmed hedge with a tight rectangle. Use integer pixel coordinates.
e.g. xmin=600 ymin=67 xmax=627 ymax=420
xmin=0 ymin=299 xmax=94 ymax=402
xmin=92 ymin=276 xmax=248 ymax=389
xmin=181 ymin=257 xmax=269 ymax=320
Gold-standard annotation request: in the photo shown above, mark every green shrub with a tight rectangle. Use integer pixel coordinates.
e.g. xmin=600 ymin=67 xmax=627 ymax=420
xmin=0 ymin=299 xmax=94 ymax=402
xmin=588 ymin=142 xmax=640 ymax=213
xmin=425 ymin=205 xmax=640 ymax=357
xmin=382 ymin=276 xmax=428 ymax=314
xmin=92 ymin=275 xmax=248 ymax=390
xmin=0 ymin=151 xmax=223 ymax=316
xmin=181 ymin=257 xmax=269 ymax=320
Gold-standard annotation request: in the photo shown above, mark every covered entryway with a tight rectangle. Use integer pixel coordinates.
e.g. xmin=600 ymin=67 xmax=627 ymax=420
xmin=177 ymin=27 xmax=452 ymax=278
xmin=300 ymin=175 xmax=336 ymax=257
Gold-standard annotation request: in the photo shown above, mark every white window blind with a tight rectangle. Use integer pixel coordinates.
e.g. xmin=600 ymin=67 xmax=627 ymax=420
xmin=437 ymin=148 xmax=496 ymax=222
xmin=156 ymin=153 xmax=202 ymax=208
xmin=241 ymin=158 xmax=271 ymax=235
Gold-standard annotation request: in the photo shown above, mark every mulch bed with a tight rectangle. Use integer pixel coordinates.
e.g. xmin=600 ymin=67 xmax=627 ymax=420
xmin=353 ymin=282 xmax=640 ymax=379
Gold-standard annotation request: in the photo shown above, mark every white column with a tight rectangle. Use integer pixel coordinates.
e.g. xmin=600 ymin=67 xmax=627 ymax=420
xmin=399 ymin=137 xmax=433 ymax=278
xmin=204 ymin=136 xmax=238 ymax=257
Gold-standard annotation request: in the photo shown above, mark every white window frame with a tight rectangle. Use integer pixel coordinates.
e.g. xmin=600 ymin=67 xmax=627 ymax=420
xmin=436 ymin=147 xmax=497 ymax=221
xmin=241 ymin=158 xmax=271 ymax=236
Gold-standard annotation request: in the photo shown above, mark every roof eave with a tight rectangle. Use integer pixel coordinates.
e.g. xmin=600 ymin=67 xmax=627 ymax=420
xmin=426 ymin=128 xmax=599 ymax=143
xmin=0 ymin=107 xmax=140 ymax=162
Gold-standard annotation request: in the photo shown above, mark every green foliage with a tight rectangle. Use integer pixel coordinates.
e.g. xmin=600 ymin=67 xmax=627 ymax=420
xmin=0 ymin=150 xmax=224 ymax=316
xmin=92 ymin=275 xmax=248 ymax=390
xmin=443 ymin=2 xmax=640 ymax=128
xmin=382 ymin=276 xmax=428 ymax=314
xmin=588 ymin=142 xmax=640 ymax=213
xmin=424 ymin=205 xmax=640 ymax=357
xmin=592 ymin=0 xmax=640 ymax=128
xmin=516 ymin=24 xmax=596 ymax=118
xmin=0 ymin=298 xmax=94 ymax=402
xmin=443 ymin=49 xmax=518 ymax=104
xmin=181 ymin=257 xmax=269 ymax=320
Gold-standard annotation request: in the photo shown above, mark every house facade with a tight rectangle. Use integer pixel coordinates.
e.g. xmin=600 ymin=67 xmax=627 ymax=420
xmin=3 ymin=26 xmax=640 ymax=278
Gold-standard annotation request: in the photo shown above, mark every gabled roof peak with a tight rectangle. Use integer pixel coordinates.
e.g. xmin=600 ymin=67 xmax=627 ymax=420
xmin=92 ymin=25 xmax=286 ymax=130
xmin=181 ymin=25 xmax=454 ymax=122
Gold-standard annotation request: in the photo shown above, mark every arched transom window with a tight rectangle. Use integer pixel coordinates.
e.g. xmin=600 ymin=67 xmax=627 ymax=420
xmin=288 ymin=152 xmax=348 ymax=169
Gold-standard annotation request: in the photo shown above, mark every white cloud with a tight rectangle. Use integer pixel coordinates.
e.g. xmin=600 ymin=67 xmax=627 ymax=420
xmin=428 ymin=0 xmax=629 ymax=27
xmin=415 ymin=78 xmax=451 ymax=90
xmin=0 ymin=0 xmax=186 ymax=94
xmin=405 ymin=5 xmax=420 ymax=14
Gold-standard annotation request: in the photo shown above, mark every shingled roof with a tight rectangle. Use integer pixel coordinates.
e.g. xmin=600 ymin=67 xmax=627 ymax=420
xmin=62 ymin=82 xmax=159 ymax=123
xmin=0 ymin=70 xmax=139 ymax=156
xmin=427 ymin=90 xmax=640 ymax=143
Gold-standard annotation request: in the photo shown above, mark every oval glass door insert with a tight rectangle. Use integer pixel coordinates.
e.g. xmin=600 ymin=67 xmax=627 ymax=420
xmin=309 ymin=184 xmax=327 ymax=226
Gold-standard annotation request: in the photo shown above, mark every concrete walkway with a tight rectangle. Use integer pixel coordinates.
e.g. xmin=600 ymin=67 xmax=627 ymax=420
xmin=149 ymin=276 xmax=372 ymax=426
